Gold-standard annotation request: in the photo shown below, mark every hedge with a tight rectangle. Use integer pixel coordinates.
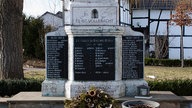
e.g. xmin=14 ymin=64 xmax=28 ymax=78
xmin=145 ymin=58 xmax=192 ymax=67
xmin=0 ymin=79 xmax=192 ymax=97
xmin=0 ymin=79 xmax=43 ymax=97
xmin=148 ymin=79 xmax=192 ymax=96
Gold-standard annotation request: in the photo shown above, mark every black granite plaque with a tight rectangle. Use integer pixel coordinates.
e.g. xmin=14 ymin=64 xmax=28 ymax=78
xmin=122 ymin=36 xmax=144 ymax=79
xmin=74 ymin=37 xmax=115 ymax=81
xmin=46 ymin=36 xmax=68 ymax=79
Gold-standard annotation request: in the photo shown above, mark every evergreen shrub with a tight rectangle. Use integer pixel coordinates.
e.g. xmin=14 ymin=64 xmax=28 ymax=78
xmin=148 ymin=79 xmax=192 ymax=96
xmin=0 ymin=79 xmax=43 ymax=97
xmin=0 ymin=79 xmax=191 ymax=97
xmin=145 ymin=58 xmax=192 ymax=67
xmin=23 ymin=15 xmax=53 ymax=60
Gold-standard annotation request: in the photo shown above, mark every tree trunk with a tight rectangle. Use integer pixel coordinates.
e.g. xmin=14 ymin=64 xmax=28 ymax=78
xmin=180 ymin=26 xmax=184 ymax=68
xmin=0 ymin=0 xmax=24 ymax=79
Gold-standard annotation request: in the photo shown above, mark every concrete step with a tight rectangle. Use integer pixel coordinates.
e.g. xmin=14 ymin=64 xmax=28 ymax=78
xmin=1 ymin=91 xmax=191 ymax=108
xmin=7 ymin=92 xmax=65 ymax=108
xmin=0 ymin=98 xmax=9 ymax=108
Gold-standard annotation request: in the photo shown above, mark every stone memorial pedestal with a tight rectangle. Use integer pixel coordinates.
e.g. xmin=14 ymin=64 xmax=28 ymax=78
xmin=42 ymin=0 xmax=148 ymax=98
xmin=65 ymin=26 xmax=125 ymax=98
xmin=42 ymin=26 xmax=148 ymax=98
xmin=42 ymin=28 xmax=67 ymax=96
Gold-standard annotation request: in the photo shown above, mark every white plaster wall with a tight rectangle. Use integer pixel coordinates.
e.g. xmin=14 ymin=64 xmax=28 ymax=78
xmin=132 ymin=10 xmax=148 ymax=17
xmin=169 ymin=37 xmax=192 ymax=59
xmin=169 ymin=26 xmax=181 ymax=35
xmin=169 ymin=14 xmax=192 ymax=35
xmin=169 ymin=37 xmax=179 ymax=47
xmin=120 ymin=0 xmax=131 ymax=25
xmin=41 ymin=14 xmax=63 ymax=29
xmin=133 ymin=10 xmax=171 ymax=33
xmin=185 ymin=49 xmax=192 ymax=59
xmin=150 ymin=10 xmax=171 ymax=19
xmin=184 ymin=26 xmax=192 ymax=35
xmin=149 ymin=37 xmax=155 ymax=52
xmin=170 ymin=37 xmax=192 ymax=47
xmin=168 ymin=15 xmax=192 ymax=60
xmin=150 ymin=21 xmax=168 ymax=35
xmin=169 ymin=49 xmax=192 ymax=59
xmin=132 ymin=10 xmax=148 ymax=27
xmin=132 ymin=9 xmax=192 ymax=59
xmin=133 ymin=19 xmax=148 ymax=28
xmin=169 ymin=49 xmax=180 ymax=59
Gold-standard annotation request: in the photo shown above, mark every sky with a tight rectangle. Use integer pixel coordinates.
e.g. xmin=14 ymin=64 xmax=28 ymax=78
xmin=23 ymin=0 xmax=63 ymax=17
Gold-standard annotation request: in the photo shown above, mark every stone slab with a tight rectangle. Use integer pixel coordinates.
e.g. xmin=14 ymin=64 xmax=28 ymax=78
xmin=122 ymin=36 xmax=144 ymax=79
xmin=64 ymin=0 xmax=119 ymax=25
xmin=7 ymin=92 xmax=65 ymax=108
xmin=119 ymin=91 xmax=183 ymax=108
xmin=0 ymin=98 xmax=9 ymax=103
xmin=181 ymin=96 xmax=192 ymax=102
xmin=123 ymin=27 xmax=144 ymax=36
xmin=65 ymin=80 xmax=125 ymax=98
xmin=119 ymin=91 xmax=182 ymax=101
xmin=65 ymin=26 xmax=124 ymax=82
xmin=65 ymin=26 xmax=124 ymax=36
xmin=6 ymin=91 xmax=192 ymax=108
xmin=149 ymin=91 xmax=182 ymax=108
xmin=123 ymin=79 xmax=148 ymax=97
xmin=0 ymin=98 xmax=8 ymax=108
xmin=46 ymin=36 xmax=68 ymax=79
xmin=73 ymin=36 xmax=115 ymax=81
xmin=42 ymin=79 xmax=66 ymax=97
xmin=72 ymin=6 xmax=118 ymax=25
xmin=150 ymin=91 xmax=183 ymax=102
xmin=180 ymin=96 xmax=192 ymax=108
xmin=7 ymin=92 xmax=65 ymax=102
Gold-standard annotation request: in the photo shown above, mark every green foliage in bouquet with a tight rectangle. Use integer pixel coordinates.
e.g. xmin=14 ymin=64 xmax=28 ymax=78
xmin=64 ymin=87 xmax=118 ymax=108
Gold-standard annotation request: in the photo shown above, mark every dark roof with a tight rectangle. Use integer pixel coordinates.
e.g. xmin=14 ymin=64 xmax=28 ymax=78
xmin=40 ymin=11 xmax=63 ymax=19
xmin=131 ymin=0 xmax=179 ymax=10
xmin=56 ymin=11 xmax=63 ymax=18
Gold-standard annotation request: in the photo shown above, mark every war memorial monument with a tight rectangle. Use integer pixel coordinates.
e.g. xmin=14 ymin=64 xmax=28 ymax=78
xmin=42 ymin=0 xmax=147 ymax=98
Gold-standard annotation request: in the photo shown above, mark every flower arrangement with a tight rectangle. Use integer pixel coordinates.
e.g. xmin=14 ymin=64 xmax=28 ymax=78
xmin=64 ymin=87 xmax=117 ymax=108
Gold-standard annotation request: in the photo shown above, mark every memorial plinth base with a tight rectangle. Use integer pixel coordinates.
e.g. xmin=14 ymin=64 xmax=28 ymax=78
xmin=42 ymin=79 xmax=66 ymax=97
xmin=65 ymin=80 xmax=125 ymax=98
xmin=123 ymin=79 xmax=148 ymax=97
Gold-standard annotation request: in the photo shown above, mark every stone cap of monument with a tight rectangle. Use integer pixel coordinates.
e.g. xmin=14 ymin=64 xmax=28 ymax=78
xmin=46 ymin=27 xmax=67 ymax=36
xmin=123 ymin=27 xmax=144 ymax=36
xmin=68 ymin=0 xmax=118 ymax=3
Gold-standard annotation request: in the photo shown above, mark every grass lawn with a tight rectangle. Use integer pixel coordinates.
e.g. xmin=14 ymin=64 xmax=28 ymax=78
xmin=24 ymin=66 xmax=192 ymax=81
xmin=24 ymin=70 xmax=45 ymax=80
xmin=144 ymin=66 xmax=192 ymax=81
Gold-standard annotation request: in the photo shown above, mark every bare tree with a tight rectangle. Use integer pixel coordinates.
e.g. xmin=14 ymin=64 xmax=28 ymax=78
xmin=155 ymin=35 xmax=169 ymax=59
xmin=170 ymin=0 xmax=192 ymax=67
xmin=48 ymin=0 xmax=60 ymax=14
xmin=0 ymin=0 xmax=24 ymax=79
xmin=48 ymin=0 xmax=62 ymax=28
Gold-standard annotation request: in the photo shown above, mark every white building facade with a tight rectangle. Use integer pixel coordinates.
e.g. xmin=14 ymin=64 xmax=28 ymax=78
xmin=119 ymin=0 xmax=192 ymax=59
xmin=40 ymin=11 xmax=63 ymax=29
